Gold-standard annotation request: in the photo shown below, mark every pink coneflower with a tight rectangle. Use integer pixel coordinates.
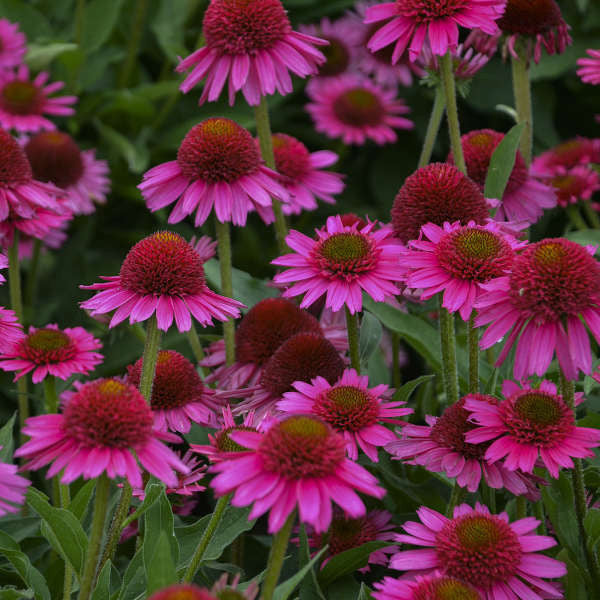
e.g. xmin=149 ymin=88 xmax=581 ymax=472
xmin=191 ymin=235 xmax=217 ymax=262
xmin=147 ymin=585 xmax=214 ymax=600
xmin=24 ymin=131 xmax=110 ymax=215
xmin=497 ymin=0 xmax=571 ymax=64
xmin=176 ymin=0 xmax=327 ymax=106
xmin=0 ymin=65 xmax=76 ymax=133
xmin=465 ymin=379 xmax=600 ymax=479
xmin=373 ymin=573 xmax=482 ymax=600
xmin=272 ymin=215 xmax=404 ymax=314
xmin=449 ymin=129 xmax=556 ymax=225
xmin=138 ymin=118 xmax=289 ymax=227
xmin=278 ymin=368 xmax=412 ymax=461
xmin=364 ymin=0 xmax=505 ymax=63
xmin=0 ymin=205 xmax=71 ymax=249
xmin=0 ymin=448 xmax=30 ymax=516
xmin=475 ymin=237 xmax=600 ymax=380
xmin=270 ymin=133 xmax=344 ymax=216
xmin=391 ymin=163 xmax=489 ymax=244
xmin=399 ymin=220 xmax=522 ymax=321
xmin=15 ymin=378 xmax=189 ymax=487
xmin=537 ymin=166 xmax=600 ymax=208
xmin=148 ymin=578 xmax=258 ymax=600
xmin=80 ymin=231 xmax=244 ymax=332
xmin=210 ymin=414 xmax=386 ymax=533
xmin=306 ymin=74 xmax=413 ymax=145
xmin=0 ymin=323 xmax=102 ymax=384
xmin=0 ymin=19 xmax=26 ymax=69
xmin=387 ymin=396 xmax=541 ymax=497
xmin=0 ymin=307 xmax=23 ymax=352
xmin=390 ymin=502 xmax=566 ymax=598
xmin=578 ymin=49 xmax=600 ymax=85
xmin=532 ymin=137 xmax=600 ymax=173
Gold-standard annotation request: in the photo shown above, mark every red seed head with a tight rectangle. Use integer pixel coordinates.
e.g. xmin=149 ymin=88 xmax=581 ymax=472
xmin=272 ymin=134 xmax=312 ymax=181
xmin=314 ymin=231 xmax=377 ymax=279
xmin=147 ymin=584 xmax=215 ymax=600
xmin=20 ymin=327 xmax=76 ymax=365
xmin=413 ymin=576 xmax=481 ymax=600
xmin=326 ymin=512 xmax=382 ymax=556
xmin=313 ymin=384 xmax=379 ymax=432
xmin=0 ymin=128 xmax=32 ymax=184
xmin=332 ymin=88 xmax=385 ymax=127
xmin=318 ymin=36 xmax=351 ymax=77
xmin=497 ymin=0 xmax=565 ymax=36
xmin=0 ymin=80 xmax=42 ymax=115
xmin=394 ymin=0 xmax=471 ymax=23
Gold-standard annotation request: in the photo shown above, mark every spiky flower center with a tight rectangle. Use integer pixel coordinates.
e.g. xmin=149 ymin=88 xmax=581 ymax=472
xmin=215 ymin=426 xmax=256 ymax=452
xmin=332 ymin=88 xmax=384 ymax=127
xmin=120 ymin=231 xmax=206 ymax=297
xmin=315 ymin=232 xmax=377 ymax=279
xmin=177 ymin=118 xmax=261 ymax=184
xmin=21 ymin=328 xmax=76 ymax=364
xmin=203 ymin=0 xmax=291 ymax=55
xmin=25 ymin=131 xmax=84 ymax=188
xmin=546 ymin=138 xmax=599 ymax=170
xmin=272 ymin=133 xmax=312 ymax=181
xmin=437 ymin=513 xmax=522 ymax=590
xmin=148 ymin=584 xmax=214 ymax=600
xmin=258 ymin=416 xmax=345 ymax=479
xmin=395 ymin=0 xmax=469 ymax=21
xmin=414 ymin=578 xmax=481 ymax=600
xmin=0 ymin=128 xmax=32 ymax=184
xmin=0 ymin=80 xmax=42 ymax=115
xmin=497 ymin=0 xmax=564 ymax=35
xmin=327 ymin=514 xmax=379 ymax=555
xmin=319 ymin=36 xmax=350 ymax=77
xmin=314 ymin=384 xmax=379 ymax=432
xmin=63 ymin=378 xmax=153 ymax=448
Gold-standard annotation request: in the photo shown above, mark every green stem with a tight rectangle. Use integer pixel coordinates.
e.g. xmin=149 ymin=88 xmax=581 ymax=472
xmin=418 ymin=85 xmax=446 ymax=168
xmin=78 ymin=475 xmax=111 ymax=600
xmin=24 ymin=239 xmax=41 ymax=311
xmin=533 ymin=500 xmax=546 ymax=535
xmin=510 ymin=51 xmax=533 ymax=166
xmin=439 ymin=52 xmax=466 ymax=174
xmin=345 ymin=306 xmax=361 ymax=373
xmin=117 ymin=0 xmax=148 ymax=88
xmin=391 ymin=332 xmax=402 ymax=388
xmin=260 ymin=510 xmax=296 ymax=600
xmin=138 ymin=315 xmax=162 ymax=403
xmin=438 ymin=298 xmax=459 ymax=405
xmin=43 ymin=376 xmax=59 ymax=414
xmin=186 ymin=324 xmax=211 ymax=377
xmin=215 ymin=218 xmax=235 ymax=366
xmin=481 ymin=481 xmax=496 ymax=513
xmin=74 ymin=0 xmax=85 ymax=45
xmin=516 ymin=495 xmax=527 ymax=519
xmin=60 ymin=484 xmax=73 ymax=600
xmin=567 ymin=205 xmax=588 ymax=231
xmin=253 ymin=96 xmax=288 ymax=254
xmin=183 ymin=494 xmax=231 ymax=583
xmin=582 ymin=200 xmax=600 ymax=229
xmin=446 ymin=483 xmax=466 ymax=517
xmin=468 ymin=314 xmax=479 ymax=394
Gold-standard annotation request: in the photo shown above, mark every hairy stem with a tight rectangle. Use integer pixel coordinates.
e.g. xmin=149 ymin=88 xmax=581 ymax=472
xmin=440 ymin=52 xmax=466 ymax=174
xmin=260 ymin=510 xmax=296 ymax=600
xmin=418 ymin=85 xmax=446 ymax=168
xmin=215 ymin=218 xmax=236 ymax=366
xmin=438 ymin=298 xmax=459 ymax=405
xmin=345 ymin=306 xmax=361 ymax=373
xmin=468 ymin=314 xmax=479 ymax=394
xmin=138 ymin=315 xmax=161 ymax=403
xmin=510 ymin=51 xmax=533 ymax=166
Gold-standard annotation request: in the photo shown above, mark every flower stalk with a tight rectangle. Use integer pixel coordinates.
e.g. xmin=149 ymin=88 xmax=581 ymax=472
xmin=215 ymin=217 xmax=236 ymax=366
xmin=345 ymin=306 xmax=361 ymax=373
xmin=260 ymin=510 xmax=296 ymax=600
xmin=468 ymin=314 xmax=479 ymax=394
xmin=138 ymin=314 xmax=161 ymax=403
xmin=438 ymin=298 xmax=459 ymax=405
xmin=440 ymin=51 xmax=466 ymax=174
xmin=418 ymin=85 xmax=445 ymax=168
xmin=510 ymin=50 xmax=533 ymax=166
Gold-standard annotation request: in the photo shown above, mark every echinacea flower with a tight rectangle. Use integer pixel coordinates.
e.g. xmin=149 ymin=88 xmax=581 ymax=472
xmin=531 ymin=137 xmax=600 ymax=173
xmin=391 ymin=163 xmax=489 ymax=244
xmin=138 ymin=118 xmax=289 ymax=227
xmin=0 ymin=307 xmax=23 ymax=352
xmin=270 ymin=133 xmax=344 ymax=215
xmin=390 ymin=502 xmax=566 ymax=598
xmin=364 ymin=0 xmax=505 ymax=63
xmin=0 ymin=19 xmax=26 ymax=69
xmin=399 ymin=220 xmax=523 ymax=321
xmin=278 ymin=368 xmax=412 ymax=461
xmin=306 ymin=74 xmax=413 ymax=145
xmin=536 ymin=166 xmax=600 ymax=208
xmin=475 ymin=237 xmax=600 ymax=380
xmin=0 ymin=448 xmax=30 ymax=516
xmin=210 ymin=414 xmax=386 ymax=533
xmin=191 ymin=235 xmax=217 ymax=262
xmin=24 ymin=131 xmax=110 ymax=215
xmin=449 ymin=129 xmax=556 ymax=225
xmin=0 ymin=204 xmax=71 ymax=249
xmin=0 ymin=65 xmax=77 ymax=133
xmin=272 ymin=215 xmax=404 ymax=314
xmin=147 ymin=584 xmax=215 ymax=600
xmin=147 ymin=577 xmax=258 ymax=600
xmin=80 ymin=231 xmax=244 ymax=332
xmin=373 ymin=573 xmax=482 ymax=600
xmin=0 ymin=323 xmax=102 ymax=384
xmin=577 ymin=49 xmax=600 ymax=85
xmin=15 ymin=378 xmax=189 ymax=487
xmin=176 ymin=0 xmax=327 ymax=106
xmin=464 ymin=379 xmax=600 ymax=479
xmin=387 ymin=395 xmax=541 ymax=498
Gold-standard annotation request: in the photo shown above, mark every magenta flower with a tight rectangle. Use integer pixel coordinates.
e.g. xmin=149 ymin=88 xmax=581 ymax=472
xmin=373 ymin=573 xmax=482 ymax=600
xmin=538 ymin=166 xmax=600 ymax=208
xmin=390 ymin=503 xmax=566 ymax=598
xmin=138 ymin=118 xmax=289 ymax=227
xmin=532 ymin=137 xmax=600 ymax=173
xmin=387 ymin=395 xmax=541 ymax=498
xmin=0 ymin=307 xmax=24 ymax=352
xmin=0 ymin=65 xmax=77 ymax=133
xmin=0 ymin=448 xmax=30 ymax=516
xmin=15 ymin=378 xmax=189 ymax=487
xmin=80 ymin=231 xmax=244 ymax=332
xmin=400 ymin=220 xmax=522 ymax=321
xmin=273 ymin=215 xmax=405 ymax=314
xmin=577 ymin=49 xmax=600 ymax=85
xmin=278 ymin=368 xmax=412 ymax=461
xmin=364 ymin=0 xmax=505 ymax=63
xmin=270 ymin=133 xmax=344 ymax=216
xmin=210 ymin=415 xmax=385 ymax=533
xmin=191 ymin=235 xmax=217 ymax=263
xmin=475 ymin=237 xmax=600 ymax=380
xmin=0 ymin=19 xmax=26 ymax=69
xmin=464 ymin=379 xmax=600 ymax=479
xmin=176 ymin=0 xmax=327 ymax=106
xmin=306 ymin=74 xmax=413 ymax=145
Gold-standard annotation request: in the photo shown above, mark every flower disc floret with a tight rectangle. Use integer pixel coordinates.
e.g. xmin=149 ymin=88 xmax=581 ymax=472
xmin=373 ymin=573 xmax=482 ymax=600
xmin=497 ymin=0 xmax=563 ymax=36
xmin=272 ymin=134 xmax=312 ymax=181
xmin=0 ymin=128 xmax=32 ymax=184
xmin=319 ymin=36 xmax=351 ymax=76
xmin=1 ymin=80 xmax=42 ymax=115
xmin=315 ymin=385 xmax=378 ymax=431
xmin=316 ymin=232 xmax=374 ymax=277
xmin=147 ymin=584 xmax=215 ymax=600
xmin=22 ymin=328 xmax=75 ymax=362
xmin=332 ymin=88 xmax=385 ymax=127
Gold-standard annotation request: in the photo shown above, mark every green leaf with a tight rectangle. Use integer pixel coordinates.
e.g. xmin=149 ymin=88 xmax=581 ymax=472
xmin=150 ymin=0 xmax=192 ymax=61
xmin=0 ymin=589 xmax=34 ymax=600
xmin=328 ymin=576 xmax=362 ymax=600
xmin=273 ymin=546 xmax=328 ymax=600
xmin=145 ymin=531 xmax=177 ymax=595
xmin=557 ymin=549 xmax=588 ymax=599
xmin=25 ymin=43 xmax=77 ymax=70
xmin=143 ymin=490 xmax=179 ymax=582
xmin=358 ymin=583 xmax=373 ymax=600
xmin=564 ymin=229 xmax=600 ymax=252
xmin=484 ymin=122 xmax=526 ymax=201
xmin=91 ymin=560 xmax=112 ymax=600
xmin=69 ymin=479 xmax=97 ymax=522
xmin=0 ymin=517 xmax=39 ymax=543
xmin=0 ymin=412 xmax=16 ymax=461
xmin=0 ymin=0 xmax=51 ymax=38
xmin=359 ymin=311 xmax=383 ymax=366
xmin=393 ymin=374 xmax=435 ymax=403
xmin=0 ymin=531 xmax=50 ymax=600
xmin=26 ymin=488 xmax=88 ymax=577
xmin=298 ymin=525 xmax=325 ymax=600
xmin=93 ymin=119 xmax=150 ymax=173
xmin=80 ymin=0 xmax=125 ymax=53
xmin=118 ymin=549 xmax=146 ymax=600
xmin=122 ymin=481 xmax=164 ymax=528
xmin=585 ymin=508 xmax=600 ymax=552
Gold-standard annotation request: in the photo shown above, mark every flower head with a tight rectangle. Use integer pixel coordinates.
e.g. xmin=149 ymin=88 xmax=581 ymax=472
xmin=0 ymin=448 xmax=30 ymax=516
xmin=0 ymin=65 xmax=77 ymax=132
xmin=273 ymin=215 xmax=405 ymax=314
xmin=364 ymin=0 xmax=505 ymax=63
xmin=176 ymin=0 xmax=327 ymax=106
xmin=475 ymin=237 xmax=600 ymax=380
xmin=278 ymin=368 xmax=412 ymax=461
xmin=306 ymin=74 xmax=413 ymax=145
xmin=80 ymin=231 xmax=244 ymax=332
xmin=15 ymin=378 xmax=189 ymax=487
xmin=210 ymin=414 xmax=386 ymax=533
xmin=539 ymin=166 xmax=600 ymax=208
xmin=139 ymin=118 xmax=288 ymax=227
xmin=391 ymin=163 xmax=489 ymax=244
xmin=147 ymin=585 xmax=214 ymax=600
xmin=532 ymin=137 xmax=600 ymax=173
xmin=391 ymin=502 xmax=566 ymax=597
xmin=0 ymin=19 xmax=26 ymax=68
xmin=577 ymin=49 xmax=600 ymax=85
xmin=373 ymin=573 xmax=482 ymax=600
